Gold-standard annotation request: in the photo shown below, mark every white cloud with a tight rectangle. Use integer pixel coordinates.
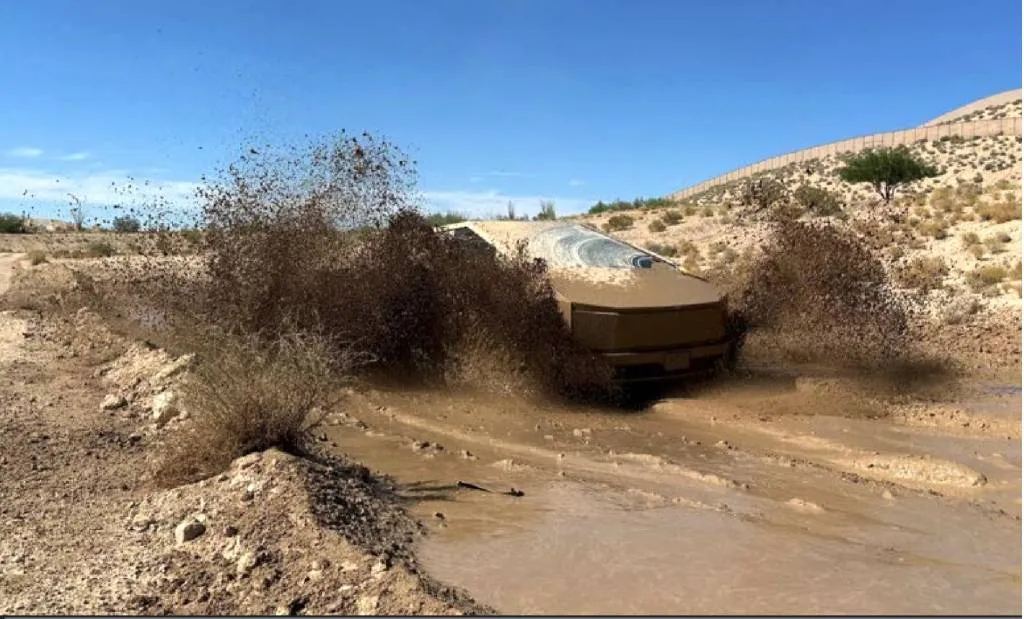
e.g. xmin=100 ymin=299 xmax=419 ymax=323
xmin=60 ymin=152 xmax=91 ymax=161
xmin=6 ymin=147 xmax=44 ymax=158
xmin=568 ymin=179 xmax=585 ymax=187
xmin=0 ymin=167 xmax=200 ymax=212
xmin=420 ymin=189 xmax=593 ymax=218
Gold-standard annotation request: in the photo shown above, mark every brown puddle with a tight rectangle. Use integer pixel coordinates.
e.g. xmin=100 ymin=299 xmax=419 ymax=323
xmin=325 ymin=379 xmax=1022 ymax=615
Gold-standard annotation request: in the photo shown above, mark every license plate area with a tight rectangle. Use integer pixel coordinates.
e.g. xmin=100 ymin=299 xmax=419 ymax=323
xmin=664 ymin=352 xmax=690 ymax=371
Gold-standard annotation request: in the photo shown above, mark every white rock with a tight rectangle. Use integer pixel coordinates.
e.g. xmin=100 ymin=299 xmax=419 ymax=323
xmin=232 ymin=452 xmax=263 ymax=470
xmin=151 ymin=391 xmax=180 ymax=424
xmin=174 ymin=518 xmax=206 ymax=544
xmin=370 ymin=560 xmax=388 ymax=577
xmin=151 ymin=354 xmax=195 ymax=385
xmin=101 ymin=394 xmax=127 ymax=411
xmin=236 ymin=551 xmax=258 ymax=575
xmin=356 ymin=595 xmax=379 ymax=615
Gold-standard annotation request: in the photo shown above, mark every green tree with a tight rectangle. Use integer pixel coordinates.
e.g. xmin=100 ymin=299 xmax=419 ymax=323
xmin=535 ymin=200 xmax=556 ymax=220
xmin=0 ymin=212 xmax=28 ymax=234
xmin=837 ymin=147 xmax=939 ymax=204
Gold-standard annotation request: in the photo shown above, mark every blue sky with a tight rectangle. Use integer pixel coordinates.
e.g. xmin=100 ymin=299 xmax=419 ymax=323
xmin=0 ymin=0 xmax=1020 ymax=222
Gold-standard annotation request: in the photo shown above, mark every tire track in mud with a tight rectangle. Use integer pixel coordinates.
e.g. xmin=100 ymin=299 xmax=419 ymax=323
xmin=361 ymin=402 xmax=743 ymax=512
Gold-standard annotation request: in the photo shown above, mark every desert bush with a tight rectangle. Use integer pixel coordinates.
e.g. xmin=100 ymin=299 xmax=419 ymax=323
xmin=86 ymin=241 xmax=116 ymax=258
xmin=940 ymin=293 xmax=982 ymax=325
xmin=977 ymin=198 xmax=1022 ymax=223
xmin=984 ymin=234 xmax=1009 ymax=254
xmin=967 ymin=265 xmax=1009 ymax=291
xmin=648 ymin=219 xmax=666 ymax=233
xmin=793 ymin=185 xmax=843 ymax=216
xmin=1011 ymin=260 xmax=1022 ymax=280
xmin=929 ymin=187 xmax=954 ymax=212
xmin=967 ymin=243 xmax=986 ymax=259
xmin=740 ymin=178 xmax=789 ymax=211
xmin=603 ymin=214 xmax=634 ymax=232
xmin=27 ymin=250 xmax=47 ymax=265
xmin=588 ymin=196 xmax=674 ymax=215
xmin=112 ymin=215 xmax=142 ymax=233
xmin=644 ymin=242 xmax=678 ymax=257
xmin=677 ymin=239 xmax=701 ymax=259
xmin=154 ymin=331 xmax=349 ymax=486
xmin=960 ymin=231 xmax=981 ymax=247
xmin=916 ymin=219 xmax=949 ymax=240
xmin=0 ymin=212 xmax=28 ymax=234
xmin=893 ymin=256 xmax=948 ymax=292
xmin=425 ymin=211 xmax=467 ymax=227
xmin=661 ymin=210 xmax=683 ymax=226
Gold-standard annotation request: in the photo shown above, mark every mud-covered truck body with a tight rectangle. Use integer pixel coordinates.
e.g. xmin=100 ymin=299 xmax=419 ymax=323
xmin=442 ymin=220 xmax=739 ymax=381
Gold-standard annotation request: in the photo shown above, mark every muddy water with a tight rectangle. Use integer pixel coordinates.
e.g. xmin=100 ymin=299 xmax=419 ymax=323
xmin=325 ymin=377 xmax=1022 ymax=615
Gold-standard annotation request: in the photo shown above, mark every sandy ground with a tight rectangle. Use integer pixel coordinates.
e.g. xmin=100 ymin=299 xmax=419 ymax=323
xmin=0 ymin=253 xmax=487 ymax=615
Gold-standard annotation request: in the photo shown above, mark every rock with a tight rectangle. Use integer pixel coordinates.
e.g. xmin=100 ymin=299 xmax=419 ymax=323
xmin=233 ymin=452 xmax=263 ymax=469
xmin=356 ymin=595 xmax=379 ymax=615
xmin=340 ymin=561 xmax=359 ymax=572
xmin=151 ymin=391 xmax=180 ymax=425
xmin=882 ymin=489 xmax=895 ymax=500
xmin=370 ymin=560 xmax=388 ymax=577
xmin=223 ymin=525 xmax=239 ymax=537
xmin=130 ymin=513 xmax=154 ymax=531
xmin=151 ymin=354 xmax=194 ymax=385
xmin=236 ymin=551 xmax=258 ymax=576
xmin=459 ymin=449 xmax=477 ymax=460
xmin=572 ymin=428 xmax=592 ymax=438
xmin=101 ymin=394 xmax=127 ymax=411
xmin=128 ymin=432 xmax=142 ymax=444
xmin=174 ymin=518 xmax=206 ymax=544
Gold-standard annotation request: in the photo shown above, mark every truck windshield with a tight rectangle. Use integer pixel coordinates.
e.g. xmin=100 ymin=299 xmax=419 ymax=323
xmin=527 ymin=224 xmax=664 ymax=269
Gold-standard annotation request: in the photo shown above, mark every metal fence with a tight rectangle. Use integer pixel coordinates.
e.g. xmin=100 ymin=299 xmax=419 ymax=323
xmin=671 ymin=116 xmax=1023 ymax=200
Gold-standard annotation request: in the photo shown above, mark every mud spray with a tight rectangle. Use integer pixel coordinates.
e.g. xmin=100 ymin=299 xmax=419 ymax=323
xmin=86 ymin=131 xmax=951 ymax=410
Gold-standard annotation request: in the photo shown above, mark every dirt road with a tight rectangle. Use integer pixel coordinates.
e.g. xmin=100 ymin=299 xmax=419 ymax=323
xmin=323 ymin=377 xmax=1022 ymax=615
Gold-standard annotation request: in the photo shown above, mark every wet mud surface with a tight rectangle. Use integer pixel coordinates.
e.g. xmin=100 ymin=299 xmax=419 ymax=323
xmin=323 ymin=374 xmax=1022 ymax=615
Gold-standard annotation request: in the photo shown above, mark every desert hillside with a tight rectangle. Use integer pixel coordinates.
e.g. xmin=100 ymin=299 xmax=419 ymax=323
xmin=574 ymin=125 xmax=1022 ymax=354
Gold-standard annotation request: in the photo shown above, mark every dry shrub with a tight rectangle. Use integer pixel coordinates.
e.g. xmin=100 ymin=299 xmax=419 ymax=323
xmin=27 ymin=250 xmax=47 ymax=265
xmin=661 ymin=210 xmax=683 ymax=226
xmin=967 ymin=265 xmax=1009 ymax=291
xmin=603 ymin=214 xmax=634 ymax=232
xmin=894 ymin=256 xmax=948 ymax=292
xmin=960 ymin=231 xmax=981 ymax=246
xmin=647 ymin=219 xmax=666 ymax=233
xmin=977 ymin=197 xmax=1022 ymax=223
xmin=645 ymin=241 xmax=678 ymax=257
xmin=153 ymin=331 xmax=349 ymax=487
xmin=733 ymin=219 xmax=910 ymax=366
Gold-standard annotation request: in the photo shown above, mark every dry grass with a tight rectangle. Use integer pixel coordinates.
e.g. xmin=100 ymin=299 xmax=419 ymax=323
xmin=27 ymin=250 xmax=48 ymax=265
xmin=967 ymin=265 xmax=1009 ymax=291
xmin=661 ymin=210 xmax=683 ymax=226
xmin=894 ymin=256 xmax=949 ymax=292
xmin=603 ymin=214 xmax=634 ymax=232
xmin=647 ymin=219 xmax=666 ymax=233
xmin=153 ymin=331 xmax=349 ymax=486
xmin=977 ymin=197 xmax=1022 ymax=223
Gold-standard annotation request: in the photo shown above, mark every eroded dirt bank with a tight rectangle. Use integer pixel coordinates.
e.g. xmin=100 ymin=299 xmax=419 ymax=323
xmin=0 ymin=253 xmax=488 ymax=615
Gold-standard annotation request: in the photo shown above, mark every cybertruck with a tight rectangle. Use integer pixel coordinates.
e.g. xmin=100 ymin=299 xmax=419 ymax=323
xmin=442 ymin=220 xmax=742 ymax=382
